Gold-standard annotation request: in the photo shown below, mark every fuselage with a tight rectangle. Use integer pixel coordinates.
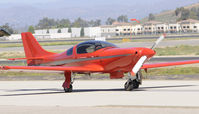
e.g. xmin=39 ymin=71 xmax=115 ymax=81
xmin=36 ymin=41 xmax=156 ymax=74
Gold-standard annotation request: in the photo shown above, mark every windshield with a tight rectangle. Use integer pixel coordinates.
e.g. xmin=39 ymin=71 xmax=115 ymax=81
xmin=76 ymin=41 xmax=117 ymax=54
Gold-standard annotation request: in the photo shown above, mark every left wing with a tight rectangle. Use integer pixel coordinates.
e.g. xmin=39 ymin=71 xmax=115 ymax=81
xmin=0 ymin=64 xmax=104 ymax=72
xmin=142 ymin=60 xmax=199 ymax=69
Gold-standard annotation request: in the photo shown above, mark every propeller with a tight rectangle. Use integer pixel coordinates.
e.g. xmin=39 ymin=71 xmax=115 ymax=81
xmin=151 ymin=34 xmax=166 ymax=50
xmin=130 ymin=34 xmax=166 ymax=75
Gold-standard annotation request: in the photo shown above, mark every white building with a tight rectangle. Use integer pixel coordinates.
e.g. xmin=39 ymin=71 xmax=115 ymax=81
xmin=8 ymin=34 xmax=21 ymax=40
xmin=132 ymin=25 xmax=142 ymax=35
xmin=101 ymin=25 xmax=117 ymax=37
xmin=156 ymin=23 xmax=169 ymax=33
xmin=179 ymin=19 xmax=199 ymax=32
xmin=49 ymin=29 xmax=59 ymax=34
xmin=61 ymin=28 xmax=69 ymax=33
xmin=84 ymin=27 xmax=101 ymax=38
xmin=0 ymin=36 xmax=7 ymax=41
xmin=71 ymin=28 xmax=81 ymax=37
xmin=35 ymin=29 xmax=47 ymax=34
xmin=168 ymin=23 xmax=181 ymax=33
xmin=112 ymin=22 xmax=133 ymax=36
xmin=143 ymin=21 xmax=162 ymax=34
xmin=34 ymin=34 xmax=51 ymax=39
xmin=50 ymin=33 xmax=71 ymax=39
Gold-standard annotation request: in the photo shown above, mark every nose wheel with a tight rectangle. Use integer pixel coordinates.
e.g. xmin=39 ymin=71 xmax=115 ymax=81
xmin=124 ymin=71 xmax=142 ymax=91
xmin=124 ymin=79 xmax=140 ymax=91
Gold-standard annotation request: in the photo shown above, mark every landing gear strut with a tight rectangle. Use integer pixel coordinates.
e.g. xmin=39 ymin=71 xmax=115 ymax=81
xmin=124 ymin=71 xmax=142 ymax=91
xmin=62 ymin=71 xmax=74 ymax=92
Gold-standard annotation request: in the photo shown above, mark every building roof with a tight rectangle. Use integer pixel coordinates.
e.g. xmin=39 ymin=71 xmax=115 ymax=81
xmin=143 ymin=21 xmax=163 ymax=25
xmin=0 ymin=28 xmax=10 ymax=37
xmin=100 ymin=25 xmax=116 ymax=28
xmin=112 ymin=21 xmax=133 ymax=26
xmin=178 ymin=19 xmax=199 ymax=24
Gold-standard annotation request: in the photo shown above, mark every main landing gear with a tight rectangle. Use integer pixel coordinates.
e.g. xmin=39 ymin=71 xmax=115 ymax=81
xmin=124 ymin=71 xmax=142 ymax=91
xmin=62 ymin=71 xmax=74 ymax=92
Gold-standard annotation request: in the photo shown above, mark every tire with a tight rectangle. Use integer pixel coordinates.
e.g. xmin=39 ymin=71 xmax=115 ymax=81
xmin=124 ymin=79 xmax=140 ymax=91
xmin=124 ymin=81 xmax=134 ymax=91
xmin=132 ymin=80 xmax=139 ymax=89
xmin=64 ymin=84 xmax=73 ymax=92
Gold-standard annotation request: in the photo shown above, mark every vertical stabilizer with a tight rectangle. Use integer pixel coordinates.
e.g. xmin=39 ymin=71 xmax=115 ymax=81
xmin=21 ymin=32 xmax=54 ymax=65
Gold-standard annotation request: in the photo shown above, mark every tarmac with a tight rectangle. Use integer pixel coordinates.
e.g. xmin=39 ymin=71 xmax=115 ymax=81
xmin=1 ymin=39 xmax=199 ymax=52
xmin=0 ymin=80 xmax=199 ymax=114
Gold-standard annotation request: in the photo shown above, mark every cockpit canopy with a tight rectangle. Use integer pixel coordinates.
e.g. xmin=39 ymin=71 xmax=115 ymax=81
xmin=76 ymin=41 xmax=118 ymax=54
xmin=66 ymin=40 xmax=118 ymax=55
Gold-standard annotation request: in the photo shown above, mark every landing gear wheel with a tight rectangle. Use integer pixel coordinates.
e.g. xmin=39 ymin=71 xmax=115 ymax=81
xmin=132 ymin=80 xmax=139 ymax=89
xmin=124 ymin=79 xmax=140 ymax=91
xmin=64 ymin=84 xmax=73 ymax=92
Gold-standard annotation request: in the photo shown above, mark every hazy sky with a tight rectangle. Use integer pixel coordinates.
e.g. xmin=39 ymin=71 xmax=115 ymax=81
xmin=1 ymin=0 xmax=198 ymax=7
xmin=0 ymin=0 xmax=199 ymax=28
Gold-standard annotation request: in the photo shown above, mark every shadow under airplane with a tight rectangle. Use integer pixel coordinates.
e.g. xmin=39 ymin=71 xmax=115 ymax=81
xmin=0 ymin=84 xmax=197 ymax=97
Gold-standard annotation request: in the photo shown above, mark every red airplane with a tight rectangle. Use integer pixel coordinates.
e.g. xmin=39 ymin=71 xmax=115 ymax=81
xmin=1 ymin=32 xmax=199 ymax=92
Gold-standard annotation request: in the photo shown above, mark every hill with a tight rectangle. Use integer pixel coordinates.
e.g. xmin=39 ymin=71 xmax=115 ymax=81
xmin=141 ymin=2 xmax=199 ymax=23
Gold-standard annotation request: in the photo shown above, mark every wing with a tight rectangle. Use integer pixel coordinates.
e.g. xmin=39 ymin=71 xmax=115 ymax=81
xmin=0 ymin=64 xmax=104 ymax=72
xmin=141 ymin=60 xmax=199 ymax=69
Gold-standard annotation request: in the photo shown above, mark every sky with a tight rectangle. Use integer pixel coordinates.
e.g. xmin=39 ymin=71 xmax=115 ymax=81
xmin=0 ymin=0 xmax=199 ymax=30
xmin=1 ymin=0 xmax=198 ymax=7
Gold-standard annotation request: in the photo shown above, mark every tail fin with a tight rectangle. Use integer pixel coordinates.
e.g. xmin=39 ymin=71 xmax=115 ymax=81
xmin=21 ymin=32 xmax=55 ymax=66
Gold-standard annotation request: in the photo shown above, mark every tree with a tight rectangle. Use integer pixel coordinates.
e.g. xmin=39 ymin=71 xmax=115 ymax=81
xmin=106 ymin=17 xmax=116 ymax=25
xmin=28 ymin=25 xmax=35 ymax=33
xmin=189 ymin=11 xmax=197 ymax=20
xmin=72 ymin=17 xmax=88 ymax=27
xmin=68 ymin=27 xmax=72 ymax=33
xmin=197 ymin=11 xmax=199 ymax=20
xmin=174 ymin=7 xmax=198 ymax=21
xmin=117 ymin=15 xmax=128 ymax=22
xmin=175 ymin=8 xmax=181 ymax=16
xmin=58 ymin=29 xmax=61 ymax=33
xmin=148 ymin=13 xmax=155 ymax=21
xmin=80 ymin=27 xmax=84 ymax=37
xmin=93 ymin=19 xmax=101 ymax=26
xmin=180 ymin=9 xmax=190 ymax=20
xmin=37 ymin=17 xmax=57 ymax=29
xmin=57 ymin=19 xmax=71 ymax=28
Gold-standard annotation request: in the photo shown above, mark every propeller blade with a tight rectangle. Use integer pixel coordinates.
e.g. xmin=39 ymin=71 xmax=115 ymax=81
xmin=132 ymin=56 xmax=147 ymax=74
xmin=130 ymin=34 xmax=165 ymax=76
xmin=151 ymin=34 xmax=166 ymax=50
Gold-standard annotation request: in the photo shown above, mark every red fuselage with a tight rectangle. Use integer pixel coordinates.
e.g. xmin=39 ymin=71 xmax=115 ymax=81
xmin=36 ymin=41 xmax=156 ymax=76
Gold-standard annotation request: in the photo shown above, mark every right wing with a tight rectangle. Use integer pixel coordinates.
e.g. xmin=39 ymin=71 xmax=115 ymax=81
xmin=142 ymin=60 xmax=199 ymax=69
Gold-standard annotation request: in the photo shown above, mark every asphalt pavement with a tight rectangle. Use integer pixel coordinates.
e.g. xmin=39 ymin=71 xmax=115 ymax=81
xmin=0 ymin=80 xmax=199 ymax=114
xmin=1 ymin=39 xmax=199 ymax=52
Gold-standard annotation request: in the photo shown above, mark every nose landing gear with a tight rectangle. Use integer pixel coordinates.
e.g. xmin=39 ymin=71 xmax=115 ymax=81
xmin=124 ymin=71 xmax=142 ymax=91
